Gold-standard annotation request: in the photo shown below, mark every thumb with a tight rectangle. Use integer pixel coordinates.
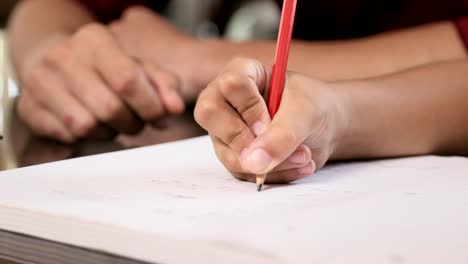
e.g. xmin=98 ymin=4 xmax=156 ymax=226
xmin=240 ymin=87 xmax=310 ymax=174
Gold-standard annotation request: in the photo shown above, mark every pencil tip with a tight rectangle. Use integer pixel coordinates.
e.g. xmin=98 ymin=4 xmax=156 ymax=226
xmin=257 ymin=184 xmax=263 ymax=192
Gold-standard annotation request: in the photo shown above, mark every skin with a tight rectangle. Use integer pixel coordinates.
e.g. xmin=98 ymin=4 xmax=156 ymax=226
xmin=195 ymin=58 xmax=468 ymax=183
xmin=9 ymin=1 xmax=184 ymax=143
xmin=109 ymin=7 xmax=467 ymax=91
xmin=8 ymin=3 xmax=467 ymax=146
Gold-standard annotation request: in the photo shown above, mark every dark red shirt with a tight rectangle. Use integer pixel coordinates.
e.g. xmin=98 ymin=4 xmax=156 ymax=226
xmin=78 ymin=0 xmax=468 ymax=45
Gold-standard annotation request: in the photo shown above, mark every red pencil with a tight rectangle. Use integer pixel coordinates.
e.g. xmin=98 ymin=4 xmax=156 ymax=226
xmin=257 ymin=0 xmax=298 ymax=191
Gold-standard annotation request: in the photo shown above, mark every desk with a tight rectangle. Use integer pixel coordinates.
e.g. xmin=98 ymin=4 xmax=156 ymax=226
xmin=0 ymin=97 xmax=206 ymax=170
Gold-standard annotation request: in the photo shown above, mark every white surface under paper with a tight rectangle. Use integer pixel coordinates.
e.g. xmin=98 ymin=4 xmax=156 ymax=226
xmin=0 ymin=136 xmax=467 ymax=263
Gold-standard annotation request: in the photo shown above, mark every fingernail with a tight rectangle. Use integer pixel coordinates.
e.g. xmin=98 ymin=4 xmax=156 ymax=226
xmin=171 ymin=92 xmax=185 ymax=113
xmin=245 ymin=148 xmax=273 ymax=174
xmin=298 ymin=164 xmax=313 ymax=175
xmin=288 ymin=150 xmax=306 ymax=164
xmin=251 ymin=121 xmax=266 ymax=136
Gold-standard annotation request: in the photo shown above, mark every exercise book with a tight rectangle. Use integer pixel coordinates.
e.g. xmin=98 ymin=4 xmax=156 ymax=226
xmin=0 ymin=136 xmax=467 ymax=263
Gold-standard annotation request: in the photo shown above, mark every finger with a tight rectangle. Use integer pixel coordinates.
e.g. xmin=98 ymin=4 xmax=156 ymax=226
xmin=264 ymin=161 xmax=316 ymax=184
xmin=217 ymin=58 xmax=271 ymax=136
xmin=52 ymin=58 xmax=143 ymax=134
xmin=274 ymin=144 xmax=312 ymax=171
xmin=91 ymin=38 xmax=166 ymax=123
xmin=142 ymin=62 xmax=185 ymax=115
xmin=232 ymin=162 xmax=315 ymax=184
xmin=195 ymin=87 xmax=255 ymax=153
xmin=25 ymin=67 xmax=96 ymax=139
xmin=108 ymin=21 xmax=122 ymax=35
xmin=239 ymin=81 xmax=312 ymax=174
xmin=17 ymin=91 xmax=74 ymax=143
xmin=211 ymin=136 xmax=249 ymax=174
xmin=212 ymin=136 xmax=311 ymax=175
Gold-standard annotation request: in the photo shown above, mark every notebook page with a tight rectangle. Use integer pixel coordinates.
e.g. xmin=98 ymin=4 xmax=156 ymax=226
xmin=0 ymin=136 xmax=468 ymax=263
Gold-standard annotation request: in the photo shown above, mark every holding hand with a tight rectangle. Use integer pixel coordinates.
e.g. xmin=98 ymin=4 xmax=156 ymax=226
xmin=195 ymin=58 xmax=347 ymax=183
xmin=17 ymin=23 xmax=185 ymax=143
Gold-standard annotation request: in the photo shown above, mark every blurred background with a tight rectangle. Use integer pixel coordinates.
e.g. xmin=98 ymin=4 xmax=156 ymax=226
xmin=0 ymin=0 xmax=16 ymax=28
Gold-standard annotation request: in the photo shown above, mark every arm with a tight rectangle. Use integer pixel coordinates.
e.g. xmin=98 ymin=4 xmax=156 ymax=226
xmin=109 ymin=8 xmax=467 ymax=102
xmin=199 ymin=21 xmax=467 ymax=82
xmin=9 ymin=0 xmax=95 ymax=80
xmin=334 ymin=59 xmax=468 ymax=159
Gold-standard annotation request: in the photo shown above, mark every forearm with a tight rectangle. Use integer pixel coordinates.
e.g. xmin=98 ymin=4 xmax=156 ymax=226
xmin=8 ymin=0 xmax=96 ymax=79
xmin=333 ymin=60 xmax=468 ymax=159
xmin=200 ymin=21 xmax=466 ymax=83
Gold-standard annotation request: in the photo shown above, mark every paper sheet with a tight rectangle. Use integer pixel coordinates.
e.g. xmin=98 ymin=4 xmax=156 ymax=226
xmin=0 ymin=136 xmax=468 ymax=263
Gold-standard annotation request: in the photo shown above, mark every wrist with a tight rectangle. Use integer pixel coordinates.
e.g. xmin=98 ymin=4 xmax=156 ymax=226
xmin=328 ymin=80 xmax=375 ymax=160
xmin=329 ymin=79 xmax=379 ymax=160
xmin=326 ymin=81 xmax=353 ymax=159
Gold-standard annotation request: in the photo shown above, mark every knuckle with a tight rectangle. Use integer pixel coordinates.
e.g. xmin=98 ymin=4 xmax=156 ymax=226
xmin=218 ymin=73 xmax=244 ymax=95
xmin=24 ymin=68 xmax=46 ymax=91
xmin=99 ymin=99 xmax=122 ymax=122
xmin=111 ymin=67 xmax=138 ymax=97
xmin=225 ymin=124 xmax=247 ymax=146
xmin=75 ymin=23 xmax=106 ymax=41
xmin=194 ymin=100 xmax=218 ymax=127
xmin=42 ymin=41 xmax=73 ymax=67
xmin=73 ymin=23 xmax=112 ymax=49
xmin=122 ymin=5 xmax=146 ymax=19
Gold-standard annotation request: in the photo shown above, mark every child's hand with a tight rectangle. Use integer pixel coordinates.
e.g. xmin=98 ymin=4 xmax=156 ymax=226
xmin=195 ymin=58 xmax=347 ymax=183
xmin=17 ymin=23 xmax=184 ymax=143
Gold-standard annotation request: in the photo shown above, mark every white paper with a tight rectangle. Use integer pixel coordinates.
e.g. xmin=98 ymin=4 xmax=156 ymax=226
xmin=0 ymin=136 xmax=468 ymax=264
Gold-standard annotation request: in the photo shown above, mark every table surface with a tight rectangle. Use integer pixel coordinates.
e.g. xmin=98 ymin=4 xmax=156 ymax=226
xmin=0 ymin=99 xmax=206 ymax=171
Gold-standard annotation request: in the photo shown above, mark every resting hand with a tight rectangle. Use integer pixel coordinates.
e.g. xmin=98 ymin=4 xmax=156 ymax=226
xmin=18 ymin=23 xmax=184 ymax=143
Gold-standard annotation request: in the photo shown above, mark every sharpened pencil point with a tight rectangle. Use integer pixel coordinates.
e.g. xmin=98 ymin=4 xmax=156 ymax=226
xmin=256 ymin=174 xmax=266 ymax=192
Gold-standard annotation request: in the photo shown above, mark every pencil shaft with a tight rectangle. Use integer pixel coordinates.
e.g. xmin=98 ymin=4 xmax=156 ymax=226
xmin=267 ymin=0 xmax=298 ymax=117
xmin=257 ymin=0 xmax=298 ymax=191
